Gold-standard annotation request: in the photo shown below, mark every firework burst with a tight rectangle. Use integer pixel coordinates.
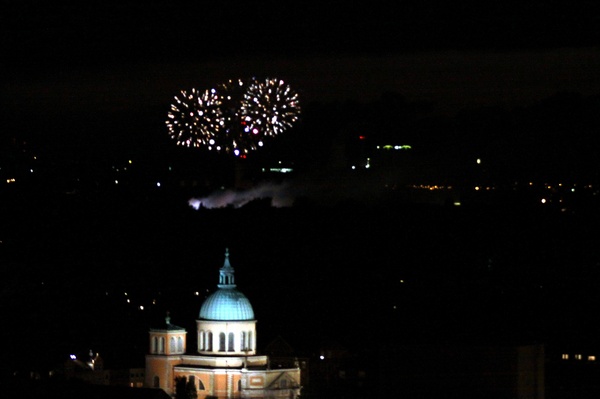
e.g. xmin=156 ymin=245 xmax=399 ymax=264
xmin=214 ymin=78 xmax=256 ymax=156
xmin=165 ymin=88 xmax=222 ymax=148
xmin=241 ymin=78 xmax=301 ymax=139
xmin=166 ymin=77 xmax=301 ymax=157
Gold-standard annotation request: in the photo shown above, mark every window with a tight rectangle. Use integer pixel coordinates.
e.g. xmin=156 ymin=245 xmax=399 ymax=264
xmin=199 ymin=332 xmax=204 ymax=351
xmin=207 ymin=332 xmax=213 ymax=351
xmin=153 ymin=376 xmax=160 ymax=388
xmin=170 ymin=337 xmax=176 ymax=353
xmin=177 ymin=337 xmax=183 ymax=353
xmin=562 ymin=354 xmax=569 ymax=360
xmin=219 ymin=333 xmax=226 ymax=352
xmin=575 ymin=354 xmax=582 ymax=360
xmin=589 ymin=355 xmax=596 ymax=361
xmin=198 ymin=380 xmax=205 ymax=390
xmin=228 ymin=332 xmax=235 ymax=352
xmin=241 ymin=331 xmax=252 ymax=351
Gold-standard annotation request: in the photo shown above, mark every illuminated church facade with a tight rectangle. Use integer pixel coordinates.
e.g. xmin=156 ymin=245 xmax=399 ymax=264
xmin=145 ymin=249 xmax=302 ymax=399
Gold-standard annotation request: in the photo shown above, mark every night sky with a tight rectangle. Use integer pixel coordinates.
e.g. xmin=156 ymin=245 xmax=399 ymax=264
xmin=4 ymin=1 xmax=600 ymax=160
xmin=3 ymin=0 xmax=600 ymax=386
xmin=5 ymin=1 xmax=600 ymax=118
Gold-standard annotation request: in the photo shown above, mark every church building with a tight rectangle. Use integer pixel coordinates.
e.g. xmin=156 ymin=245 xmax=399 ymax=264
xmin=145 ymin=249 xmax=302 ymax=399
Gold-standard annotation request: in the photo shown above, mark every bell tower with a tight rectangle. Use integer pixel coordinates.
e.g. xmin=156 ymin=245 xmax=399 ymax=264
xmin=145 ymin=313 xmax=187 ymax=394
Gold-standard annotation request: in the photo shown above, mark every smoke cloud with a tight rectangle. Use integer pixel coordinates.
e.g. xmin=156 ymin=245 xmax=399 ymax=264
xmin=188 ymin=181 xmax=297 ymax=210
xmin=186 ymin=163 xmax=407 ymax=210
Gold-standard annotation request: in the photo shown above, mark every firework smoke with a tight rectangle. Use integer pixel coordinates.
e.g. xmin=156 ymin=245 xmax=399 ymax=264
xmin=188 ymin=181 xmax=296 ymax=209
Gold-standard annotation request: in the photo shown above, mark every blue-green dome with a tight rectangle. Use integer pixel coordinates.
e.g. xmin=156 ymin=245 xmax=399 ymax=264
xmin=199 ymin=289 xmax=255 ymax=320
xmin=199 ymin=249 xmax=255 ymax=321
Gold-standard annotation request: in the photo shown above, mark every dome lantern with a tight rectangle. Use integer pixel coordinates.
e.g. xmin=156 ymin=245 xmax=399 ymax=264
xmin=199 ymin=249 xmax=255 ymax=321
xmin=218 ymin=248 xmax=236 ymax=288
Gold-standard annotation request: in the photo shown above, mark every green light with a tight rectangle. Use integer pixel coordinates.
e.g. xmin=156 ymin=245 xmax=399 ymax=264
xmin=380 ymin=144 xmax=412 ymax=150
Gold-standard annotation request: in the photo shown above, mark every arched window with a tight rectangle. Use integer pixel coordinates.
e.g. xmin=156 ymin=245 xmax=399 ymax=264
xmin=207 ymin=332 xmax=213 ymax=351
xmin=228 ymin=332 xmax=235 ymax=352
xmin=248 ymin=331 xmax=253 ymax=350
xmin=238 ymin=379 xmax=242 ymax=392
xmin=198 ymin=331 xmax=204 ymax=351
xmin=219 ymin=333 xmax=226 ymax=352
xmin=152 ymin=336 xmax=158 ymax=353
xmin=198 ymin=379 xmax=205 ymax=390
xmin=159 ymin=337 xmax=165 ymax=354
xmin=153 ymin=376 xmax=160 ymax=388
xmin=177 ymin=336 xmax=183 ymax=353
xmin=170 ymin=337 xmax=176 ymax=353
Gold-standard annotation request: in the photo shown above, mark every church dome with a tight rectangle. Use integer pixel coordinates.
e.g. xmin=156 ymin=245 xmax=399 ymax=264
xmin=199 ymin=249 xmax=255 ymax=321
xmin=199 ymin=289 xmax=255 ymax=321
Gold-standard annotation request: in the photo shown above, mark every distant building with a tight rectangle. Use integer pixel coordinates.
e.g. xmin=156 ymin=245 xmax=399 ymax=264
xmin=263 ymin=335 xmax=309 ymax=388
xmin=546 ymin=343 xmax=600 ymax=398
xmin=376 ymin=343 xmax=545 ymax=399
xmin=145 ymin=249 xmax=302 ymax=398
xmin=62 ymin=350 xmax=145 ymax=388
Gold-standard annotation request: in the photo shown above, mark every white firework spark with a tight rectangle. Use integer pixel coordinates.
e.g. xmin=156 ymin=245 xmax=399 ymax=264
xmin=166 ymin=77 xmax=301 ymax=157
xmin=242 ymin=78 xmax=301 ymax=139
xmin=165 ymin=88 xmax=222 ymax=148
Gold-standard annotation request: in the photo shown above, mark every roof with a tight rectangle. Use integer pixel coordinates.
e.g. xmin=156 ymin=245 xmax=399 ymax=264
xmin=150 ymin=313 xmax=186 ymax=332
